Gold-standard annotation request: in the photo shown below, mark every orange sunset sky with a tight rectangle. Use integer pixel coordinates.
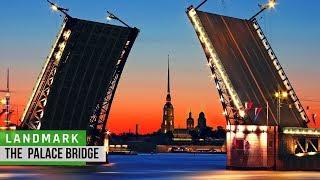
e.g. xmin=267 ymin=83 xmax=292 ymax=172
xmin=0 ymin=1 xmax=319 ymax=134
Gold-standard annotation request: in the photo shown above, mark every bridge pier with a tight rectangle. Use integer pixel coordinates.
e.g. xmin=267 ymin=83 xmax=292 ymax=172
xmin=226 ymin=125 xmax=278 ymax=170
xmin=226 ymin=125 xmax=320 ymax=170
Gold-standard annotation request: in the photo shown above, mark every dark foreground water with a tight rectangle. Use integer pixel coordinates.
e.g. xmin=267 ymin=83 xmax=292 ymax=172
xmin=1 ymin=154 xmax=320 ymax=179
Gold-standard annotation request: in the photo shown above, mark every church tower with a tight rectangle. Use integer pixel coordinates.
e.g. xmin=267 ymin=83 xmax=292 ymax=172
xmin=197 ymin=112 xmax=207 ymax=130
xmin=161 ymin=55 xmax=174 ymax=133
xmin=186 ymin=111 xmax=194 ymax=130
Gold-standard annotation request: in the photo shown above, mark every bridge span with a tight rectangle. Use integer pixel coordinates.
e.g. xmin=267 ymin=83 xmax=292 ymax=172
xmin=20 ymin=12 xmax=139 ymax=146
xmin=187 ymin=5 xmax=318 ymax=170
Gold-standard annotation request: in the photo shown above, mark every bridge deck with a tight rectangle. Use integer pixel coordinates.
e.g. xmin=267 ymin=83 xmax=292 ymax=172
xmin=22 ymin=17 xmax=138 ymax=130
xmin=195 ymin=10 xmax=307 ymax=127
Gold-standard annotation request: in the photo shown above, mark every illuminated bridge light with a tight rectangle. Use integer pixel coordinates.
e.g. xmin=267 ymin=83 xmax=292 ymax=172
xmin=58 ymin=42 xmax=66 ymax=50
xmin=283 ymin=127 xmax=320 ymax=135
xmin=237 ymin=125 xmax=245 ymax=132
xmin=188 ymin=8 xmax=244 ymax=113
xmin=239 ymin=110 xmax=246 ymax=118
xmin=246 ymin=125 xmax=257 ymax=132
xmin=268 ymin=0 xmax=277 ymax=9
xmin=63 ymin=30 xmax=71 ymax=40
xmin=308 ymin=152 xmax=317 ymax=156
xmin=259 ymin=126 xmax=268 ymax=132
xmin=51 ymin=4 xmax=58 ymax=12
xmin=295 ymin=152 xmax=318 ymax=157
xmin=295 ymin=153 xmax=306 ymax=157
xmin=227 ymin=125 xmax=270 ymax=134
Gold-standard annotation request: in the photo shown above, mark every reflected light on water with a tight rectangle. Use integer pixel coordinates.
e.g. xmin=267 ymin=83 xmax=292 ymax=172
xmin=102 ymin=162 xmax=116 ymax=167
xmin=2 ymin=154 xmax=320 ymax=179
xmin=190 ymin=171 xmax=320 ymax=180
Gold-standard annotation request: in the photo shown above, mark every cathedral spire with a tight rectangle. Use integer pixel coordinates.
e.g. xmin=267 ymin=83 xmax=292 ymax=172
xmin=166 ymin=55 xmax=171 ymax=102
xmin=167 ymin=54 xmax=170 ymax=94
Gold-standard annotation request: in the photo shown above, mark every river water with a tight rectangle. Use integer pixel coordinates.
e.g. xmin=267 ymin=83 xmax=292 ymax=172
xmin=1 ymin=154 xmax=320 ymax=179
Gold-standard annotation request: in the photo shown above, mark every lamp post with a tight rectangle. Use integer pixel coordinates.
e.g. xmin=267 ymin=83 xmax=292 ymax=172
xmin=102 ymin=130 xmax=111 ymax=163
xmin=104 ymin=130 xmax=111 ymax=154
xmin=46 ymin=0 xmax=70 ymax=17
xmin=106 ymin=11 xmax=131 ymax=28
xmin=249 ymin=0 xmax=277 ymax=21
xmin=272 ymin=89 xmax=286 ymax=170
xmin=275 ymin=90 xmax=288 ymax=126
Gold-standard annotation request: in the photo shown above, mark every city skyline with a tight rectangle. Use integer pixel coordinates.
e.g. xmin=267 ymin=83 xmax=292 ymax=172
xmin=0 ymin=0 xmax=319 ymax=133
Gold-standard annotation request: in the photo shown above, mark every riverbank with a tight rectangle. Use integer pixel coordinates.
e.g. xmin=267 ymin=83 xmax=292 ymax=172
xmin=156 ymin=145 xmax=225 ymax=153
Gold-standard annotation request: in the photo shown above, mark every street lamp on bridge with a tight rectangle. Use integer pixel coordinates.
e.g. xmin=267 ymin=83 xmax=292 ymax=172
xmin=275 ymin=90 xmax=288 ymax=125
xmin=47 ymin=0 xmax=70 ymax=17
xmin=249 ymin=0 xmax=277 ymax=21
xmin=106 ymin=11 xmax=131 ymax=28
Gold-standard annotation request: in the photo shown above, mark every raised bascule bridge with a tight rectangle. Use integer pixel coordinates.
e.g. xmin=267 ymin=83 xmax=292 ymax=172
xmin=187 ymin=1 xmax=320 ymax=170
xmin=19 ymin=3 xmax=139 ymax=148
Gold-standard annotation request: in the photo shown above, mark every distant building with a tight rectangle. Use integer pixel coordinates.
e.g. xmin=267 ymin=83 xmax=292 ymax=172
xmin=161 ymin=56 xmax=174 ymax=133
xmin=186 ymin=111 xmax=194 ymax=130
xmin=197 ymin=112 xmax=207 ymax=129
xmin=172 ymin=111 xmax=194 ymax=141
xmin=173 ymin=128 xmax=191 ymax=140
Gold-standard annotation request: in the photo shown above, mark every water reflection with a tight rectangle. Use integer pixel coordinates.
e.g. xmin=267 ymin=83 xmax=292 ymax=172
xmin=0 ymin=154 xmax=320 ymax=179
xmin=189 ymin=171 xmax=320 ymax=180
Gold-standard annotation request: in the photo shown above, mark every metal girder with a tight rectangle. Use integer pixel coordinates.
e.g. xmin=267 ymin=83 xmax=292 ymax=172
xmin=26 ymin=66 xmax=57 ymax=129
xmin=293 ymin=137 xmax=320 ymax=156
xmin=21 ymin=17 xmax=71 ymax=129
xmin=210 ymin=65 xmax=242 ymax=125
xmin=251 ymin=18 xmax=309 ymax=126
xmin=87 ymin=28 xmax=139 ymax=146
xmin=186 ymin=6 xmax=245 ymax=125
